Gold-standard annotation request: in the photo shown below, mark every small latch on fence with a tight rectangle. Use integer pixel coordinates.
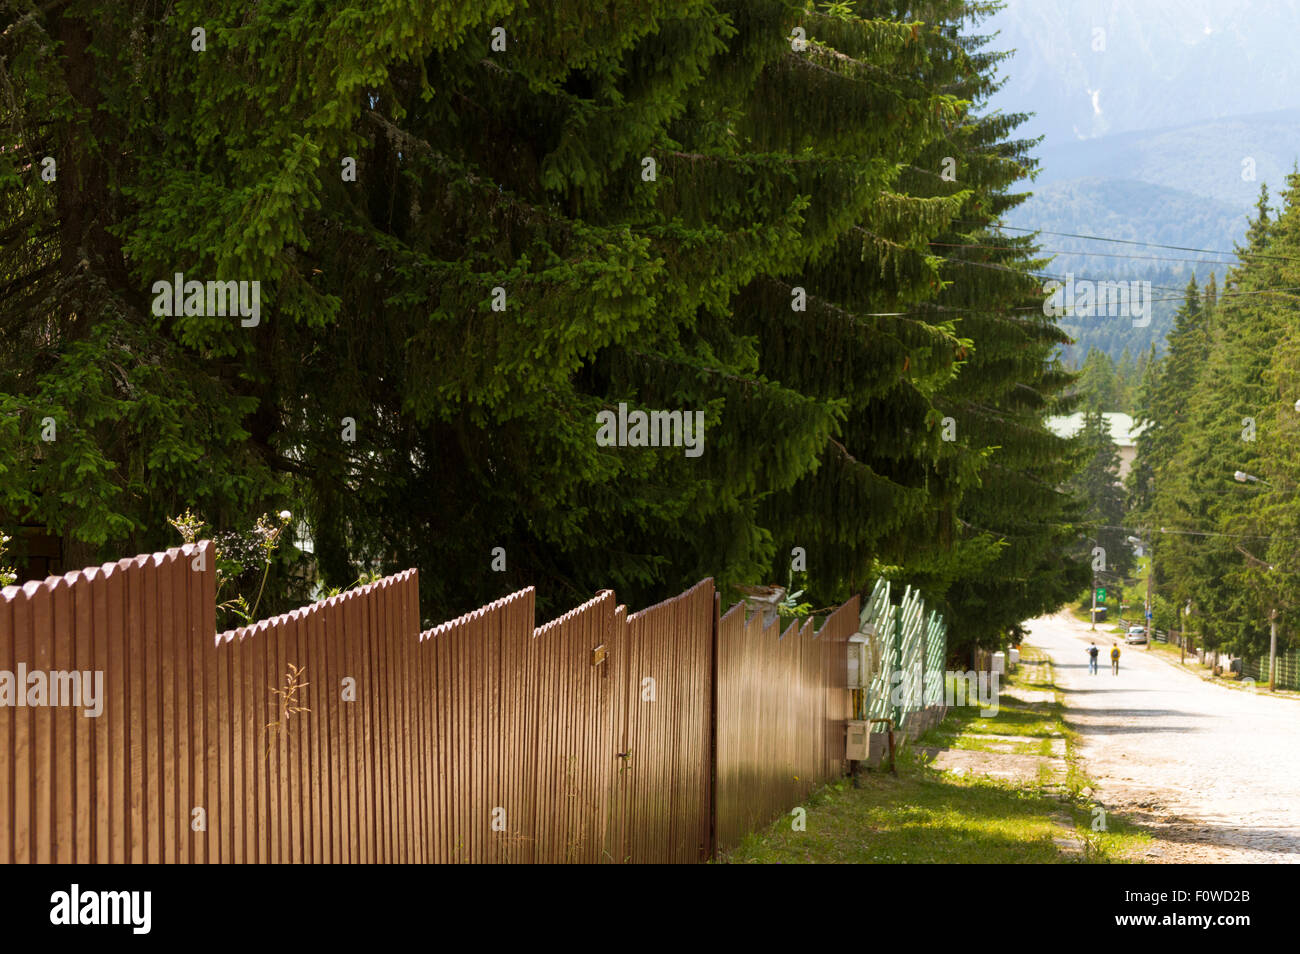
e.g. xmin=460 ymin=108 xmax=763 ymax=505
xmin=591 ymin=644 xmax=607 ymax=667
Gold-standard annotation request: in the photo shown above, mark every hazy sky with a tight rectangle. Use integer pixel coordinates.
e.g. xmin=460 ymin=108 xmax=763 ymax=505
xmin=982 ymin=0 xmax=1300 ymax=146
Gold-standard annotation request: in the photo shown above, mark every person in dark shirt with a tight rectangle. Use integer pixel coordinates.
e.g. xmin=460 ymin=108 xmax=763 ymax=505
xmin=1087 ymin=642 xmax=1099 ymax=674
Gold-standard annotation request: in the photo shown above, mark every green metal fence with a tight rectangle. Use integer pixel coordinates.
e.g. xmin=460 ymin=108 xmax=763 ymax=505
xmin=895 ymin=586 xmax=925 ymax=729
xmin=1258 ymin=649 xmax=1300 ymax=690
xmin=860 ymin=578 xmax=896 ymax=723
xmin=925 ymin=608 xmax=946 ymax=705
xmin=856 ymin=577 xmax=949 ymax=733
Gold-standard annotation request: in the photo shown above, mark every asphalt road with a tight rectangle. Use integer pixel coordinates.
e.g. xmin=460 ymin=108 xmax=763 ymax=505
xmin=1026 ymin=610 xmax=1300 ymax=863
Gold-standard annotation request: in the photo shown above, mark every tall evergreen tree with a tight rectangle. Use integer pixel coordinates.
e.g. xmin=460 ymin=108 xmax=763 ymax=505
xmin=1129 ymin=278 xmax=1209 ymax=635
xmin=1237 ymin=175 xmax=1300 ymax=654
xmin=1 ymin=0 xmax=1090 ymax=636
xmin=1127 ymin=181 xmax=1300 ymax=659
xmin=1076 ymin=347 xmax=1119 ymax=411
xmin=861 ymin=0 xmax=1088 ymax=654
xmin=1066 ymin=409 xmax=1131 ymax=581
xmin=1115 ymin=347 xmax=1136 ymax=413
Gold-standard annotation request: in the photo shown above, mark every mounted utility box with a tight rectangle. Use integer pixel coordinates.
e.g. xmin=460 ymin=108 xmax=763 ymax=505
xmin=845 ymin=720 xmax=869 ymax=760
xmin=991 ymin=651 xmax=1006 ymax=675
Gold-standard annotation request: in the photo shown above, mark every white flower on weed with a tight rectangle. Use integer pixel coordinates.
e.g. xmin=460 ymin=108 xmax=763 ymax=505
xmin=279 ymin=510 xmax=292 ymax=521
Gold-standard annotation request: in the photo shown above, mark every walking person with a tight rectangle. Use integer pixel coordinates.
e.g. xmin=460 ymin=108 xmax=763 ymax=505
xmin=1111 ymin=642 xmax=1121 ymax=675
xmin=1087 ymin=641 xmax=1099 ymax=675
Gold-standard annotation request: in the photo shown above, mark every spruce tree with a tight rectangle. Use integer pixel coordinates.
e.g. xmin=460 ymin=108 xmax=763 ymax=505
xmin=1239 ymin=175 xmax=1300 ymax=654
xmin=857 ymin=0 xmax=1088 ymax=653
xmin=0 ymin=0 xmax=1092 ymax=634
xmin=1129 ymin=278 xmax=1209 ymax=634
xmin=1066 ymin=409 xmax=1131 ymax=581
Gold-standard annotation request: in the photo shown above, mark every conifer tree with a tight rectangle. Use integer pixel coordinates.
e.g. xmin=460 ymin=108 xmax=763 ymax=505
xmin=1115 ymin=347 xmax=1135 ymax=412
xmin=1 ymin=0 xmax=1092 ymax=633
xmin=1066 ymin=409 xmax=1131 ymax=581
xmin=854 ymin=0 xmax=1088 ymax=653
xmin=1129 ymin=278 xmax=1209 ymax=637
xmin=1128 ymin=181 xmax=1300 ymax=659
xmin=1236 ymin=176 xmax=1300 ymax=654
xmin=1076 ymin=348 xmax=1119 ymax=411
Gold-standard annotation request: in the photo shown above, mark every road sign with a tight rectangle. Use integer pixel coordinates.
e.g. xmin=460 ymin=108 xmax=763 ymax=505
xmin=1095 ymin=587 xmax=1107 ymax=604
xmin=1146 ymin=609 xmax=1152 ymax=619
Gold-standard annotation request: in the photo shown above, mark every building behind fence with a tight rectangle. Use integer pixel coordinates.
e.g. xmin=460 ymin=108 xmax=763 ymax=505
xmin=0 ymin=542 xmax=948 ymax=863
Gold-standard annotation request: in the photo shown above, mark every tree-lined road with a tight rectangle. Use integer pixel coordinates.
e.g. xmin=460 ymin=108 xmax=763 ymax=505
xmin=1028 ymin=611 xmax=1300 ymax=863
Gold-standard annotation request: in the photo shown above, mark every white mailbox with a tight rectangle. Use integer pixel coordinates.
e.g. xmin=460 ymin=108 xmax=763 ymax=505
xmin=848 ymin=635 xmax=867 ymax=689
xmin=848 ymin=624 xmax=875 ymax=689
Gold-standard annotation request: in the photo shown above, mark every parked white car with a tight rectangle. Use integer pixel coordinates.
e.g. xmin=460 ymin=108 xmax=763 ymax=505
xmin=1125 ymin=625 xmax=1148 ymax=645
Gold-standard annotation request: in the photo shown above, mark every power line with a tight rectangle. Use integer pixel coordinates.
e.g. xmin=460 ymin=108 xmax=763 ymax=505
xmin=902 ymin=259 xmax=1300 ymax=317
xmin=987 ymin=223 xmax=1300 ymax=267
xmin=1077 ymin=523 xmax=1279 ymax=541
xmin=806 ymin=243 xmax=1300 ymax=320
xmin=931 ymin=241 xmax=1244 ymax=268
xmin=981 ymin=519 xmax=1286 ymax=541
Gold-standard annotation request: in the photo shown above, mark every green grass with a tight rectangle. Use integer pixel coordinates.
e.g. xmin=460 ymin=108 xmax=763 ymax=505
xmin=723 ymin=755 xmax=1148 ymax=863
xmin=935 ymin=704 xmax=1062 ymax=738
xmin=723 ymin=644 xmax=1152 ymax=864
xmin=726 ymin=773 xmax=1101 ymax=863
xmin=923 ymin=733 xmax=1046 ymax=756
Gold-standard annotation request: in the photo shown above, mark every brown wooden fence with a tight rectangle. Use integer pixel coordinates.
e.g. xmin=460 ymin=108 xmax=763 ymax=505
xmin=0 ymin=543 xmax=215 ymax=862
xmin=1 ymin=543 xmax=862 ymax=862
xmin=714 ymin=595 xmax=857 ymax=853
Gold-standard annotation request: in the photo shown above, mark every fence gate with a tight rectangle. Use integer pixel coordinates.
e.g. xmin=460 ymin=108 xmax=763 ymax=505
xmin=608 ymin=580 xmax=713 ymax=863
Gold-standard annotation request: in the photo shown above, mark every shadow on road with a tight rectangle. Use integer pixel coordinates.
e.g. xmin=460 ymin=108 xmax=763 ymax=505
xmin=1051 ymin=687 xmax=1181 ymax=695
xmin=1068 ymin=722 xmax=1203 ymax=736
xmin=1133 ymin=818 xmax=1300 ymax=857
xmin=1068 ymin=707 xmax=1202 ymax=718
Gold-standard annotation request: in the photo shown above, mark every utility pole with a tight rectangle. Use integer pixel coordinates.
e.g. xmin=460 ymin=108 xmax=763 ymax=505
xmin=1090 ymin=573 xmax=1097 ymax=631
xmin=1269 ymin=607 xmax=1278 ymax=693
xmin=1145 ymin=536 xmax=1153 ymax=649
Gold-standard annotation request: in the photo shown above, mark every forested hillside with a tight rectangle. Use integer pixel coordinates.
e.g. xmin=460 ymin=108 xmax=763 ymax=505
xmin=1006 ymin=179 xmax=1244 ymax=365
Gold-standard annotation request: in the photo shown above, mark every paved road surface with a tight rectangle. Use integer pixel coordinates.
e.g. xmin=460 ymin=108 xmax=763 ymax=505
xmin=1027 ymin=610 xmax=1300 ymax=863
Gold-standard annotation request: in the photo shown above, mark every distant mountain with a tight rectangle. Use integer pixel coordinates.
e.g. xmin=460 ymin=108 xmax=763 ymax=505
xmin=1029 ymin=111 xmax=1300 ymax=208
xmin=1009 ymin=177 xmax=1251 ymax=266
xmin=978 ymin=0 xmax=1300 ymax=367
xmin=1003 ymin=177 xmax=1250 ymax=365
xmin=983 ymin=0 xmax=1300 ymax=148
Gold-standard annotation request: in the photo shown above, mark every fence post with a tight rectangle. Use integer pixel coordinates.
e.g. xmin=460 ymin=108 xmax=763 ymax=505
xmin=892 ymin=597 xmax=901 ymax=730
xmin=915 ymin=608 xmax=925 ymax=722
xmin=708 ymin=589 xmax=720 ymax=861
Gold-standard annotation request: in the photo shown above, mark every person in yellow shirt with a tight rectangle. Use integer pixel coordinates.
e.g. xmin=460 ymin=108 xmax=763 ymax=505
xmin=1110 ymin=643 xmax=1121 ymax=675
